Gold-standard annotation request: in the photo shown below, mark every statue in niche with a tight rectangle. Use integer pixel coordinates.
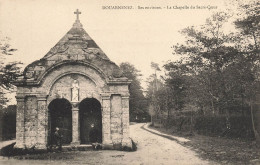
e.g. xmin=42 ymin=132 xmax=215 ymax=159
xmin=71 ymin=79 xmax=79 ymax=102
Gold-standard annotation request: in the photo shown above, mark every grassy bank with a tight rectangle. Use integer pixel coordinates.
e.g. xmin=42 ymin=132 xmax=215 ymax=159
xmin=149 ymin=125 xmax=260 ymax=165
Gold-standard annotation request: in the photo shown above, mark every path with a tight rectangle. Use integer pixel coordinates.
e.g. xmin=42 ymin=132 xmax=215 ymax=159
xmin=125 ymin=123 xmax=217 ymax=165
xmin=0 ymin=123 xmax=217 ymax=165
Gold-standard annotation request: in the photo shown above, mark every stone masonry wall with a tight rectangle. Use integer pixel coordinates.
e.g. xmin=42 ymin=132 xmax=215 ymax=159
xmin=110 ymin=95 xmax=123 ymax=144
xmin=48 ymin=74 xmax=99 ymax=103
xmin=24 ymin=96 xmax=38 ymax=148
xmin=41 ymin=64 xmax=107 ymax=93
xmin=15 ymin=62 xmax=131 ymax=149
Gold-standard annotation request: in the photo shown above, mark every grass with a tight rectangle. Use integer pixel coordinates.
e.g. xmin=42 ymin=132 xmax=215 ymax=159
xmin=149 ymin=125 xmax=260 ymax=165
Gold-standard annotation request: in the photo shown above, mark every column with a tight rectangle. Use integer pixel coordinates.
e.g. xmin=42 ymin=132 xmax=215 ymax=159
xmin=36 ymin=95 xmax=48 ymax=149
xmin=71 ymin=102 xmax=80 ymax=145
xmin=14 ymin=96 xmax=25 ymax=148
xmin=101 ymin=93 xmax=113 ymax=148
xmin=47 ymin=106 xmax=51 ymax=146
xmin=121 ymin=94 xmax=132 ymax=147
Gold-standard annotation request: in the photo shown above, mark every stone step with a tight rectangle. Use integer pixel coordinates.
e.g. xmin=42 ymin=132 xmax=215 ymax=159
xmin=0 ymin=140 xmax=16 ymax=150
xmin=62 ymin=144 xmax=93 ymax=151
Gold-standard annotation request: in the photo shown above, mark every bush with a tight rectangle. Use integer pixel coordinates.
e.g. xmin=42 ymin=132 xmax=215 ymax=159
xmin=194 ymin=116 xmax=226 ymax=136
xmin=161 ymin=115 xmax=255 ymax=140
xmin=0 ymin=105 xmax=16 ymax=140
xmin=194 ymin=115 xmax=254 ymax=139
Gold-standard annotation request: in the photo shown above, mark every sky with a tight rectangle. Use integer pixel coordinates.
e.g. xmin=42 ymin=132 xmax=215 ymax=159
xmin=0 ymin=0 xmax=239 ymax=104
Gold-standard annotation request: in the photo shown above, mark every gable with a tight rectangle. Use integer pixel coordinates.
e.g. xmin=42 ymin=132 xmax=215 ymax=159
xmin=15 ymin=19 xmax=126 ymax=87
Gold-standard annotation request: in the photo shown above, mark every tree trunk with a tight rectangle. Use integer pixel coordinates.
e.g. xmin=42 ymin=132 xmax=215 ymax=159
xmin=211 ymin=98 xmax=215 ymax=115
xmin=190 ymin=110 xmax=193 ymax=135
xmin=250 ymin=98 xmax=260 ymax=146
xmin=166 ymin=94 xmax=170 ymax=131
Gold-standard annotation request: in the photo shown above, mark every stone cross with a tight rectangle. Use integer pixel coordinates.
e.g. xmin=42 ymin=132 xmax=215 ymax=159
xmin=74 ymin=9 xmax=81 ymax=20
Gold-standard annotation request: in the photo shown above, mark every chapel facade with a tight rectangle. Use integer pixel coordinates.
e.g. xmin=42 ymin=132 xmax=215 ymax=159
xmin=13 ymin=10 xmax=132 ymax=149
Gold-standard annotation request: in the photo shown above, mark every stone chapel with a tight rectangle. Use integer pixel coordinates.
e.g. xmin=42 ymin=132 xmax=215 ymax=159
xmin=13 ymin=10 xmax=132 ymax=150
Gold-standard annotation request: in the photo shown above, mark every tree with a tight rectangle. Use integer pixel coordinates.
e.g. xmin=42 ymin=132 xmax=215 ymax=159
xmin=0 ymin=33 xmax=22 ymax=106
xmin=0 ymin=34 xmax=17 ymax=56
xmin=164 ymin=61 xmax=190 ymax=112
xmin=162 ymin=6 xmax=259 ymax=139
xmin=234 ymin=0 xmax=259 ymax=52
xmin=171 ymin=11 xmax=256 ymax=115
xmin=147 ymin=62 xmax=166 ymax=125
xmin=234 ymin=0 xmax=260 ymax=144
xmin=146 ymin=74 xmax=165 ymax=117
xmin=119 ymin=62 xmax=149 ymax=122
xmin=145 ymin=2 xmax=259 ymax=141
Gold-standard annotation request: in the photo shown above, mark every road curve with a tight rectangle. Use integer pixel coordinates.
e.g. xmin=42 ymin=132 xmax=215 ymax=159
xmin=127 ymin=123 xmax=217 ymax=165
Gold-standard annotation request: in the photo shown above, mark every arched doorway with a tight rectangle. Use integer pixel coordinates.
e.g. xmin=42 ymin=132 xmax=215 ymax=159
xmin=48 ymin=98 xmax=72 ymax=145
xmin=79 ymin=98 xmax=102 ymax=144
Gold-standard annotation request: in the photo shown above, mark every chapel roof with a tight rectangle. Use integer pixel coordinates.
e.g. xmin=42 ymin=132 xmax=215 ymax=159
xmin=18 ymin=10 xmax=125 ymax=83
xmin=42 ymin=19 xmax=109 ymax=60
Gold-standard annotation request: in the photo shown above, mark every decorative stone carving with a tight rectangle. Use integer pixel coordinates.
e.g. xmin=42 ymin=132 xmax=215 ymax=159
xmin=49 ymin=43 xmax=69 ymax=55
xmin=82 ymin=42 xmax=88 ymax=49
xmin=112 ymin=68 xmax=123 ymax=78
xmin=71 ymin=79 xmax=79 ymax=102
xmin=14 ymin=12 xmax=132 ymax=150
xmin=24 ymin=62 xmax=47 ymax=80
xmin=25 ymin=67 xmax=34 ymax=79
xmin=71 ymin=102 xmax=79 ymax=109
xmin=34 ymin=65 xmax=45 ymax=78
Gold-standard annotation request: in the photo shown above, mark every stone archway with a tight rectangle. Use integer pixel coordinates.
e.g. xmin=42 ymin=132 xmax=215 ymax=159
xmin=48 ymin=98 xmax=72 ymax=145
xmin=14 ymin=14 xmax=133 ymax=149
xmin=79 ymin=98 xmax=102 ymax=144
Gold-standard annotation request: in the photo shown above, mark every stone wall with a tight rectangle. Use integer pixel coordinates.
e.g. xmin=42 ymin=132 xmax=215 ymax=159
xmin=15 ymin=62 xmax=132 ymax=150
xmin=110 ymin=95 xmax=122 ymax=144
xmin=41 ymin=63 xmax=107 ymax=93
xmin=24 ymin=96 xmax=38 ymax=148
xmin=49 ymin=74 xmax=99 ymax=102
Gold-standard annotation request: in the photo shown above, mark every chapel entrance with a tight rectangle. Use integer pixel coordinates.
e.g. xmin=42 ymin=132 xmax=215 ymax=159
xmin=48 ymin=98 xmax=72 ymax=145
xmin=79 ymin=98 xmax=102 ymax=144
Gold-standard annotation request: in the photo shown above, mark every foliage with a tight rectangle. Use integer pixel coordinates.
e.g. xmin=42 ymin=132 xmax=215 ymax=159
xmin=0 ymin=105 xmax=16 ymax=140
xmin=149 ymin=9 xmax=259 ymax=115
xmin=0 ymin=62 xmax=22 ymax=90
xmin=0 ymin=33 xmax=22 ymax=106
xmin=119 ymin=62 xmax=149 ymax=122
xmin=234 ymin=0 xmax=259 ymax=50
xmin=160 ymin=114 xmax=254 ymax=139
xmin=0 ymin=34 xmax=17 ymax=56
xmin=146 ymin=1 xmax=260 ymax=141
xmin=146 ymin=62 xmax=170 ymax=123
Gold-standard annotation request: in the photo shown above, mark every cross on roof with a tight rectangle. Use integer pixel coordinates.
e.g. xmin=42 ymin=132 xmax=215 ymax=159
xmin=74 ymin=9 xmax=81 ymax=20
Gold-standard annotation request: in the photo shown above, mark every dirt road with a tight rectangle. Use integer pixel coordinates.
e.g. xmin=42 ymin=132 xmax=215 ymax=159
xmin=0 ymin=123 xmax=217 ymax=165
xmin=124 ymin=123 xmax=217 ymax=165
